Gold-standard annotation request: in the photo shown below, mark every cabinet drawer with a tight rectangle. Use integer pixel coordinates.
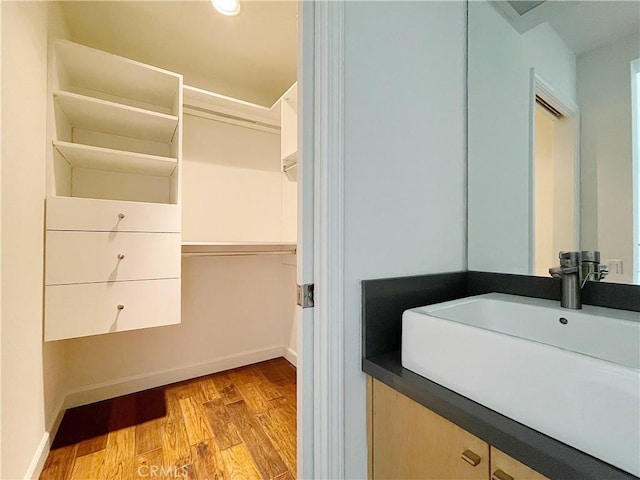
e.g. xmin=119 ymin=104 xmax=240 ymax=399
xmin=46 ymin=196 xmax=180 ymax=232
xmin=44 ymin=278 xmax=181 ymax=341
xmin=46 ymin=231 xmax=180 ymax=285
xmin=490 ymin=448 xmax=549 ymax=480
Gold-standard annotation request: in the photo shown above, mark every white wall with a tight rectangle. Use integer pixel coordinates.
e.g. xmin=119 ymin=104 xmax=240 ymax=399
xmin=182 ymin=114 xmax=296 ymax=243
xmin=468 ymin=1 xmax=576 ymax=274
xmin=578 ymin=33 xmax=639 ymax=284
xmin=343 ymin=2 xmax=466 ymax=477
xmin=1 ymin=2 xmax=69 ymax=478
xmin=0 ymin=2 xmax=4 ymax=475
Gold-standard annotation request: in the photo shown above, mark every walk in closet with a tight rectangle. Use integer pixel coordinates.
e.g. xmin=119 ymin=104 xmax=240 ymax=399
xmin=42 ymin=0 xmax=299 ymax=407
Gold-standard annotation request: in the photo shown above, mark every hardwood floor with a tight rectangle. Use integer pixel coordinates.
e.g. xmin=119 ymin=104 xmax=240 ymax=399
xmin=40 ymin=358 xmax=297 ymax=480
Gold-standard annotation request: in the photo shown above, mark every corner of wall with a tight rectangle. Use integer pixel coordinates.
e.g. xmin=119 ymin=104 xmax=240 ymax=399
xmin=0 ymin=1 xmax=3 ymax=475
xmin=1 ymin=2 xmax=71 ymax=478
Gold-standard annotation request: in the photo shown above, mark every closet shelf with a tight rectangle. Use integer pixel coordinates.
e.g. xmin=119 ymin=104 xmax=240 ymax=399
xmin=54 ymin=90 xmax=179 ymax=143
xmin=53 ymin=141 xmax=177 ymax=177
xmin=181 ymin=242 xmax=297 ymax=257
xmin=183 ymin=85 xmax=280 ymax=129
xmin=55 ymin=40 xmax=181 ymax=114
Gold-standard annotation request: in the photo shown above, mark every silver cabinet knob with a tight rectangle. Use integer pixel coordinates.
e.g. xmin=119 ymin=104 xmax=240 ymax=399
xmin=117 ymin=254 xmax=125 ymax=260
xmin=117 ymin=304 xmax=125 ymax=310
xmin=117 ymin=213 xmax=125 ymax=219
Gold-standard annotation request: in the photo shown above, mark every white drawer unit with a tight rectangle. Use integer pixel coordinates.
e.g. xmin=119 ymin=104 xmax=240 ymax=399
xmin=44 ymin=40 xmax=182 ymax=341
xmin=44 ymin=279 xmax=181 ymax=341
xmin=45 ymin=231 xmax=181 ymax=285
xmin=46 ymin=196 xmax=180 ymax=233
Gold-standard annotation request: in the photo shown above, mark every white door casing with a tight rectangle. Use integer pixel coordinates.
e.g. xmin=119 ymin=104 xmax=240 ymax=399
xmin=297 ymin=0 xmax=315 ymax=477
xmin=298 ymin=1 xmax=346 ymax=479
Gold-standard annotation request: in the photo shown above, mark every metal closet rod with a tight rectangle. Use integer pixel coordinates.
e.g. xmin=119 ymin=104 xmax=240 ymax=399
xmin=183 ymin=103 xmax=281 ymax=131
xmin=182 ymin=250 xmax=296 ymax=257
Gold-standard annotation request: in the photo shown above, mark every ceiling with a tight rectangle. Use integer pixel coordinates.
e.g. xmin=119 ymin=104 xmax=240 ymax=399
xmin=546 ymin=1 xmax=639 ymax=56
xmin=60 ymin=1 xmax=297 ymax=107
xmin=506 ymin=1 xmax=546 ymax=16
xmin=493 ymin=1 xmax=639 ymax=55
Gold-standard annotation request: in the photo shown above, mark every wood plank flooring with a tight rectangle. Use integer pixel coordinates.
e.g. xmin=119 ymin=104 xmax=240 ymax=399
xmin=40 ymin=358 xmax=297 ymax=480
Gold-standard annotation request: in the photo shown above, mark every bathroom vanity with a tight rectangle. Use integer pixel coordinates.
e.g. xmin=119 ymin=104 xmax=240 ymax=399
xmin=369 ymin=378 xmax=546 ymax=480
xmin=362 ymin=271 xmax=640 ymax=480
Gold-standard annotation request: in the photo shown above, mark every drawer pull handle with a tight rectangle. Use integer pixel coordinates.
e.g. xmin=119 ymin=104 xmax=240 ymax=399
xmin=492 ymin=469 xmax=514 ymax=480
xmin=117 ymin=254 xmax=125 ymax=260
xmin=117 ymin=304 xmax=125 ymax=310
xmin=461 ymin=450 xmax=481 ymax=467
xmin=118 ymin=213 xmax=125 ymax=219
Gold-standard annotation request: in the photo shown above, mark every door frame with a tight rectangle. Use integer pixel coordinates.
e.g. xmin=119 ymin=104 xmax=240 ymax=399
xmin=528 ymin=69 xmax=580 ymax=274
xmin=631 ymin=58 xmax=639 ymax=283
xmin=298 ymin=1 xmax=346 ymax=479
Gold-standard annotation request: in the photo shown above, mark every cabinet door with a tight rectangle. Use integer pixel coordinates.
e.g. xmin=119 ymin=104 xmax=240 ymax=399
xmin=371 ymin=379 xmax=489 ymax=480
xmin=490 ymin=448 xmax=548 ymax=480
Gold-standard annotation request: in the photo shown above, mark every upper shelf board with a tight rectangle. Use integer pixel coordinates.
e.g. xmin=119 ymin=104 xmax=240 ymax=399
xmin=183 ymin=85 xmax=280 ymax=128
xmin=54 ymin=40 xmax=181 ymax=113
xmin=54 ymin=90 xmax=179 ymax=144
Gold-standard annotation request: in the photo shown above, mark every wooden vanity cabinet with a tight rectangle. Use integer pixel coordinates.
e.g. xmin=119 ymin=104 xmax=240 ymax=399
xmin=368 ymin=378 xmax=549 ymax=480
xmin=370 ymin=379 xmax=489 ymax=479
xmin=490 ymin=448 xmax=549 ymax=480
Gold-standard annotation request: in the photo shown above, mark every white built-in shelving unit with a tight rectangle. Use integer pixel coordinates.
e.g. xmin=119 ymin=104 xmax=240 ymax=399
xmin=49 ymin=40 xmax=182 ymax=204
xmin=44 ymin=40 xmax=183 ymax=341
xmin=43 ymin=40 xmax=297 ymax=340
xmin=280 ymin=83 xmax=298 ymax=182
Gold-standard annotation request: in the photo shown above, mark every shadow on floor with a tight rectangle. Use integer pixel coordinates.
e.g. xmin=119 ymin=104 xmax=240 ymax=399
xmin=51 ymin=386 xmax=167 ymax=449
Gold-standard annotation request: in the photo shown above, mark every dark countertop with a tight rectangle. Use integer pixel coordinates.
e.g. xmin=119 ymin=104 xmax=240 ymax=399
xmin=362 ymin=271 xmax=640 ymax=480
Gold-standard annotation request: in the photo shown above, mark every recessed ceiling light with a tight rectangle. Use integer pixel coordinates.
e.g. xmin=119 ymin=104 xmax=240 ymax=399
xmin=211 ymin=0 xmax=241 ymax=16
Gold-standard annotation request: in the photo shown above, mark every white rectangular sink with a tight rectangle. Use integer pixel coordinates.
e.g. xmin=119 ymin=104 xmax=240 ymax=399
xmin=402 ymin=293 xmax=640 ymax=476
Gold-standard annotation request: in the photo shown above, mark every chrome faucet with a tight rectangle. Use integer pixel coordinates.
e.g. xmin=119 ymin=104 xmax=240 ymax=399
xmin=580 ymin=251 xmax=608 ymax=287
xmin=549 ymin=251 xmax=582 ymax=309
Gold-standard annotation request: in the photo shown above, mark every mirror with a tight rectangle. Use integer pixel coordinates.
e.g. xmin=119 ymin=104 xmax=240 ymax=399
xmin=467 ymin=0 xmax=640 ymax=284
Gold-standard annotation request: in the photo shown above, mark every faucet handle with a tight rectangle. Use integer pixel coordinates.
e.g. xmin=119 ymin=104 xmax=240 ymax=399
xmin=549 ymin=265 xmax=578 ymax=278
xmin=549 ymin=266 xmax=563 ymax=279
xmin=559 ymin=251 xmax=581 ymax=268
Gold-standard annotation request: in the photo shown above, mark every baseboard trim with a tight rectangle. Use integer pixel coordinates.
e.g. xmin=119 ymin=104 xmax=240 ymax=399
xmin=283 ymin=346 xmax=297 ymax=367
xmin=24 ymin=396 xmax=67 ymax=480
xmin=49 ymin=396 xmax=68 ymax=440
xmin=65 ymin=345 xmax=286 ymax=408
xmin=23 ymin=431 xmax=50 ymax=480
